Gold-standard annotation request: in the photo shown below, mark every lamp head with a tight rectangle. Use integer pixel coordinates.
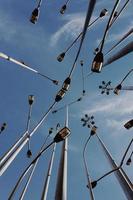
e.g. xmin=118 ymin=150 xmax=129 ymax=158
xmin=28 ymin=95 xmax=35 ymax=105
xmin=114 ymin=84 xmax=122 ymax=95
xmin=126 ymin=158 xmax=131 ymax=166
xmin=60 ymin=4 xmax=67 ymax=14
xmin=30 ymin=8 xmax=40 ymax=24
xmin=91 ymin=52 xmax=103 ymax=73
xmin=57 ymin=52 xmax=66 ymax=62
xmin=99 ymin=9 xmax=108 ymax=18
xmin=0 ymin=123 xmax=7 ymax=132
xmin=124 ymin=119 xmax=133 ymax=129
xmin=27 ymin=150 xmax=32 ymax=158
xmin=90 ymin=126 xmax=97 ymax=136
xmin=54 ymin=126 xmax=70 ymax=143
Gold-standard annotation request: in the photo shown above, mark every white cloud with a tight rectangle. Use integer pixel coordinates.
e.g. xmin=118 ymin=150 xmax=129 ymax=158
xmin=50 ymin=13 xmax=86 ymax=47
xmin=96 ymin=19 xmax=133 ymax=45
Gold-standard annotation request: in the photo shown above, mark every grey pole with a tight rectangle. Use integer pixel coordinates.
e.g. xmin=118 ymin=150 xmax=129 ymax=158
xmin=41 ymin=143 xmax=56 ymax=200
xmin=96 ymin=134 xmax=133 ymax=200
xmin=55 ymin=106 xmax=69 ymax=200
xmin=0 ymin=102 xmax=56 ymax=176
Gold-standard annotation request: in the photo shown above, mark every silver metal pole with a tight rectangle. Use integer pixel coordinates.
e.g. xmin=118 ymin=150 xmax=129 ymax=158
xmin=41 ymin=143 xmax=56 ymax=200
xmin=96 ymin=134 xmax=133 ymax=200
xmin=55 ymin=106 xmax=69 ymax=200
xmin=19 ymin=134 xmax=51 ymax=200
xmin=0 ymin=102 xmax=56 ymax=176
xmin=83 ymin=135 xmax=95 ymax=200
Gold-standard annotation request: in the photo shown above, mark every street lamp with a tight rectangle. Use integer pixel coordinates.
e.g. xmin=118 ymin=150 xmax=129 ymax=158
xmin=81 ymin=114 xmax=97 ymax=200
xmin=8 ymin=126 xmax=70 ymax=199
xmin=55 ymin=77 xmax=71 ymax=102
xmin=114 ymin=68 xmax=133 ymax=95
xmin=0 ymin=123 xmax=7 ymax=134
xmin=60 ymin=0 xmax=71 ymax=14
xmin=124 ymin=119 xmax=133 ymax=130
xmin=91 ymin=0 xmax=121 ymax=73
xmin=57 ymin=8 xmax=108 ymax=62
xmin=0 ymin=52 xmax=59 ymax=85
xmin=30 ymin=8 xmax=40 ymax=24
xmin=89 ymin=134 xmax=133 ymax=200
xmin=126 ymin=150 xmax=133 ymax=166
xmin=30 ymin=0 xmax=42 ymax=24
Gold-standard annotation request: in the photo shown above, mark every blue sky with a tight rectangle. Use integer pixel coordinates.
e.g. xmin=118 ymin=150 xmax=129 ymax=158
xmin=0 ymin=0 xmax=133 ymax=199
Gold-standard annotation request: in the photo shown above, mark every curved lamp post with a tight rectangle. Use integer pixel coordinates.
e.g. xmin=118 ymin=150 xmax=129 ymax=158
xmin=81 ymin=114 xmax=97 ymax=200
xmin=90 ymin=134 xmax=133 ymax=200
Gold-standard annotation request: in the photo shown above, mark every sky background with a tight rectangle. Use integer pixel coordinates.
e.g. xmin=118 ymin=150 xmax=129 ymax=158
xmin=0 ymin=0 xmax=133 ymax=199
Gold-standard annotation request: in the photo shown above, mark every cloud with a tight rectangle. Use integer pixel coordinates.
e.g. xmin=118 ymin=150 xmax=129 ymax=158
xmin=96 ymin=17 xmax=133 ymax=45
xmin=50 ymin=13 xmax=86 ymax=47
xmin=86 ymin=93 xmax=133 ymax=116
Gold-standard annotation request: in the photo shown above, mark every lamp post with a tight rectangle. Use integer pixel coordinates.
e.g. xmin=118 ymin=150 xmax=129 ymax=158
xmin=91 ymin=0 xmax=121 ymax=73
xmin=41 ymin=124 xmax=60 ymax=200
xmin=90 ymin=134 xmax=133 ymax=200
xmin=69 ymin=0 xmax=96 ymax=78
xmin=18 ymin=128 xmax=53 ymax=200
xmin=8 ymin=125 xmax=70 ymax=200
xmin=55 ymin=106 xmax=70 ymax=200
xmin=57 ymin=8 xmax=108 ymax=62
xmin=81 ymin=114 xmax=97 ymax=200
xmin=0 ymin=52 xmax=59 ymax=85
xmin=98 ymin=80 xmax=133 ymax=95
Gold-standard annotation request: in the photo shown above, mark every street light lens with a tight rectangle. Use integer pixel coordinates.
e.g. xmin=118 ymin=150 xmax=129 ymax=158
xmin=114 ymin=84 xmax=122 ymax=95
xmin=62 ymin=77 xmax=71 ymax=91
xmin=57 ymin=52 xmax=66 ymax=62
xmin=124 ymin=119 xmax=133 ymax=129
xmin=27 ymin=150 xmax=32 ymax=158
xmin=30 ymin=8 xmax=40 ymax=24
xmin=99 ymin=9 xmax=108 ymax=17
xmin=54 ymin=127 xmax=70 ymax=143
xmin=91 ymin=52 xmax=103 ymax=73
xmin=28 ymin=95 xmax=34 ymax=105
xmin=60 ymin=5 xmax=67 ymax=14
xmin=80 ymin=60 xmax=84 ymax=66
xmin=126 ymin=158 xmax=131 ymax=165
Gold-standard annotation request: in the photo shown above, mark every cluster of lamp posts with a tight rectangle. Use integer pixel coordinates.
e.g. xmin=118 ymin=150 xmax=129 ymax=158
xmin=0 ymin=0 xmax=133 ymax=199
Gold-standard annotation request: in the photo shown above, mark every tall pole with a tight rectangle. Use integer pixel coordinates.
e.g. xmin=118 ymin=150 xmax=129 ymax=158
xmin=41 ymin=143 xmax=56 ymax=200
xmin=55 ymin=106 xmax=69 ymax=200
xmin=96 ymin=134 xmax=133 ymax=200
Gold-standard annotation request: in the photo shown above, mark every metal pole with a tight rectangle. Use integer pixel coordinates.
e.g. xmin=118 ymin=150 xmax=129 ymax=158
xmin=18 ymin=134 xmax=50 ymax=200
xmin=55 ymin=106 xmax=69 ymax=200
xmin=83 ymin=135 xmax=95 ymax=200
xmin=41 ymin=143 xmax=56 ymax=200
xmin=0 ymin=102 xmax=56 ymax=176
xmin=96 ymin=134 xmax=133 ymax=200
